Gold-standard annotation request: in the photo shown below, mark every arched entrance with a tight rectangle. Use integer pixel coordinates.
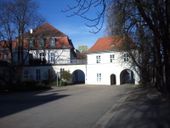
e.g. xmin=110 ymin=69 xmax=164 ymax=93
xmin=110 ymin=74 xmax=116 ymax=85
xmin=120 ymin=69 xmax=135 ymax=84
xmin=72 ymin=70 xmax=85 ymax=84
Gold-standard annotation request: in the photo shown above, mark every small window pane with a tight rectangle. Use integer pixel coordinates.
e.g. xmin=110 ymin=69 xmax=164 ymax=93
xmin=51 ymin=53 xmax=55 ymax=64
xmin=110 ymin=54 xmax=115 ymax=63
xmin=39 ymin=38 xmax=45 ymax=48
xmin=29 ymin=39 xmax=34 ymax=48
xmin=96 ymin=55 xmax=101 ymax=63
xmin=51 ymin=38 xmax=56 ymax=47
xmin=124 ymin=53 xmax=129 ymax=62
xmin=97 ymin=73 xmax=101 ymax=82
xmin=36 ymin=69 xmax=41 ymax=80
xmin=24 ymin=70 xmax=29 ymax=79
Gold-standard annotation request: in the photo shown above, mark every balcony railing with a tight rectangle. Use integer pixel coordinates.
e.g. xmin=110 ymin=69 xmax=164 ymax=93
xmin=54 ymin=59 xmax=87 ymax=65
xmin=29 ymin=58 xmax=87 ymax=65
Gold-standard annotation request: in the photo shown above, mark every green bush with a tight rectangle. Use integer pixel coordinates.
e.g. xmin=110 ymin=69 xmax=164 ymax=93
xmin=59 ymin=70 xmax=72 ymax=86
xmin=61 ymin=70 xmax=71 ymax=82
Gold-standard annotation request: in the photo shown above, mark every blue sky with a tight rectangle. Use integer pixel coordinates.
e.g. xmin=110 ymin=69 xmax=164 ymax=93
xmin=36 ymin=0 xmax=106 ymax=49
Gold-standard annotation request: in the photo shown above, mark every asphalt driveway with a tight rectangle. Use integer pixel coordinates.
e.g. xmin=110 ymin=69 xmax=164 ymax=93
xmin=0 ymin=85 xmax=134 ymax=128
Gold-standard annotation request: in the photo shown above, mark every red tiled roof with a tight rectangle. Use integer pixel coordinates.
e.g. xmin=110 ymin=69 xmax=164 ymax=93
xmin=0 ymin=41 xmax=7 ymax=48
xmin=88 ymin=36 xmax=135 ymax=53
xmin=0 ymin=40 xmax=17 ymax=49
xmin=25 ymin=23 xmax=66 ymax=37
xmin=56 ymin=37 xmax=72 ymax=48
xmin=13 ymin=23 xmax=74 ymax=49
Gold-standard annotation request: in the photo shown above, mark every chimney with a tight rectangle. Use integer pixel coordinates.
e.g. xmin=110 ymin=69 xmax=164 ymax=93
xmin=30 ymin=29 xmax=33 ymax=34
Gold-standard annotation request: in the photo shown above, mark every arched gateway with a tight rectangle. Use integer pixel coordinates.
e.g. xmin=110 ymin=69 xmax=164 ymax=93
xmin=120 ymin=69 xmax=135 ymax=84
xmin=72 ymin=69 xmax=85 ymax=84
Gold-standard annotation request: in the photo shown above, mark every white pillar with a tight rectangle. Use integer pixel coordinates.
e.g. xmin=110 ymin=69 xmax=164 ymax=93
xmin=116 ymin=72 xmax=120 ymax=85
xmin=134 ymin=71 xmax=140 ymax=85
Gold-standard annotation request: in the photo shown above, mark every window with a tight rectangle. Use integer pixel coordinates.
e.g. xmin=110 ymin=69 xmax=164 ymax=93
xmin=36 ymin=69 xmax=41 ymax=80
xmin=50 ymin=37 xmax=56 ymax=47
xmin=96 ymin=55 xmax=101 ymax=63
xmin=110 ymin=54 xmax=115 ymax=63
xmin=29 ymin=38 xmax=34 ymax=48
xmin=24 ymin=70 xmax=29 ymax=79
xmin=124 ymin=53 xmax=129 ymax=62
xmin=97 ymin=73 xmax=101 ymax=82
xmin=39 ymin=38 xmax=45 ymax=48
xmin=3 ymin=54 xmax=7 ymax=60
xmin=40 ymin=53 xmax=45 ymax=61
xmin=51 ymin=53 xmax=55 ymax=64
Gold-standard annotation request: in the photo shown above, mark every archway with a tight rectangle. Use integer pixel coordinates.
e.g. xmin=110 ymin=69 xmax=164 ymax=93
xmin=120 ymin=69 xmax=135 ymax=84
xmin=72 ymin=69 xmax=85 ymax=84
xmin=110 ymin=74 xmax=116 ymax=85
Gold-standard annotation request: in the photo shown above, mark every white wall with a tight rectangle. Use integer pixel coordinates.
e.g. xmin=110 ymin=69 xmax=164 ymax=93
xmin=22 ymin=66 xmax=52 ymax=81
xmin=29 ymin=49 xmax=71 ymax=64
xmin=86 ymin=51 xmax=140 ymax=85
xmin=22 ymin=64 xmax=87 ymax=82
xmin=21 ymin=50 xmax=140 ymax=85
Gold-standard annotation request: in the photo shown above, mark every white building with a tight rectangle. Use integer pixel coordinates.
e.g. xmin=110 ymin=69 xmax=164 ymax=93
xmin=85 ymin=36 xmax=140 ymax=85
xmin=21 ymin=36 xmax=140 ymax=85
xmin=10 ymin=23 xmax=139 ymax=85
xmin=12 ymin=23 xmax=77 ymax=65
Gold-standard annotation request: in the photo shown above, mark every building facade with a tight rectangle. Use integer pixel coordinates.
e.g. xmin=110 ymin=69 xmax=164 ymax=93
xmin=21 ymin=36 xmax=140 ymax=85
xmin=85 ymin=36 xmax=139 ymax=85
xmin=0 ymin=23 xmax=140 ymax=85
xmin=12 ymin=23 xmax=77 ymax=65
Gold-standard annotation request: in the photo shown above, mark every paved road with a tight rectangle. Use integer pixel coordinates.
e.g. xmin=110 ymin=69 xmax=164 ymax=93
xmin=0 ymin=85 xmax=133 ymax=128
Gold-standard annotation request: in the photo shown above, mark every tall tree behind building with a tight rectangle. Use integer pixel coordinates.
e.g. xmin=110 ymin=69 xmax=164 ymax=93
xmin=0 ymin=0 xmax=44 ymax=65
xmin=0 ymin=0 xmax=44 ymax=85
xmin=78 ymin=45 xmax=88 ymax=53
xmin=65 ymin=0 xmax=170 ymax=93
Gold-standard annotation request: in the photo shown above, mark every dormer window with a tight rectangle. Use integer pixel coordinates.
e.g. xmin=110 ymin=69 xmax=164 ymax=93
xmin=39 ymin=38 xmax=45 ymax=48
xmin=29 ymin=38 xmax=34 ymax=48
xmin=50 ymin=37 xmax=56 ymax=47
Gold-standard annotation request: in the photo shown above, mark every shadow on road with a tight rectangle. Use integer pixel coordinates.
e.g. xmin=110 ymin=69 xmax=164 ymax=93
xmin=107 ymin=87 xmax=170 ymax=128
xmin=0 ymin=90 xmax=69 ymax=118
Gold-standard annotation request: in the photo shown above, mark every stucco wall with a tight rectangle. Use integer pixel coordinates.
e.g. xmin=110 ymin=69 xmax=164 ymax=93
xmin=86 ymin=51 xmax=140 ymax=85
xmin=29 ymin=49 xmax=71 ymax=64
xmin=21 ymin=50 xmax=140 ymax=85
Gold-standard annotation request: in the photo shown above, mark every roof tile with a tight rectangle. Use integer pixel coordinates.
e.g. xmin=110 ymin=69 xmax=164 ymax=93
xmin=88 ymin=36 xmax=135 ymax=53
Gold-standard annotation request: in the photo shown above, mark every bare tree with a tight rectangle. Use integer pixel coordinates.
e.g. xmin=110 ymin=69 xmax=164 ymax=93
xmin=0 ymin=0 xmax=45 ymax=86
xmin=63 ymin=0 xmax=108 ymax=33
xmin=7 ymin=0 xmax=44 ymax=65
xmin=66 ymin=0 xmax=170 ymax=93
xmin=0 ymin=0 xmax=16 ymax=64
xmin=107 ymin=0 xmax=170 ymax=92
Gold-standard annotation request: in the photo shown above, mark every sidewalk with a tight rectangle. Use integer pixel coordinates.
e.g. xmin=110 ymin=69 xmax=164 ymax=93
xmin=106 ymin=87 xmax=170 ymax=128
